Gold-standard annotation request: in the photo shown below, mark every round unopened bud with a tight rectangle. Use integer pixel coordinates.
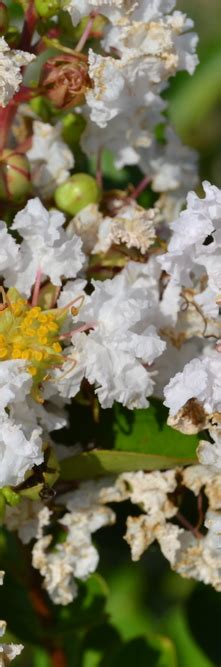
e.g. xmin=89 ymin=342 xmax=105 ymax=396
xmin=0 ymin=150 xmax=31 ymax=203
xmin=54 ymin=173 xmax=101 ymax=215
xmin=34 ymin=0 xmax=60 ymax=18
xmin=0 ymin=3 xmax=8 ymax=36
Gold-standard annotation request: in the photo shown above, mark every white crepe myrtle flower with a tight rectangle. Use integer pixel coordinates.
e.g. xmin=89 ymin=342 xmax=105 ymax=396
xmin=92 ymin=203 xmax=157 ymax=254
xmin=81 ymin=95 xmax=165 ymax=168
xmin=8 ymin=198 xmax=85 ymax=296
xmin=63 ymin=0 xmax=127 ymax=26
xmin=0 ymin=37 xmax=35 ymax=107
xmin=69 ymin=201 xmax=157 ymax=255
xmin=0 ymin=360 xmax=32 ymax=412
xmin=64 ymin=0 xmax=191 ymax=31
xmin=0 ymin=409 xmax=42 ymax=487
xmin=103 ymin=11 xmax=198 ymax=77
xmin=67 ymin=204 xmax=103 ymax=254
xmin=0 ymin=222 xmax=19 ymax=280
xmin=172 ymin=527 xmax=221 ymax=591
xmin=100 ymin=469 xmax=180 ymax=562
xmin=27 ymin=121 xmax=74 ymax=199
xmin=0 ymin=621 xmax=23 ymax=664
xmin=32 ymin=484 xmax=115 ymax=605
xmin=164 ymin=350 xmax=221 ymax=417
xmin=100 ymin=466 xmax=221 ymax=590
xmin=160 ymin=181 xmax=221 ymax=313
xmin=205 ymin=511 xmax=221 ymax=550
xmin=197 ymin=431 xmax=221 ymax=470
xmin=5 ymin=499 xmax=43 ymax=544
xmin=141 ymin=127 xmax=198 ymax=201
xmin=85 ymin=49 xmax=170 ymax=130
xmin=53 ymin=262 xmax=166 ymax=408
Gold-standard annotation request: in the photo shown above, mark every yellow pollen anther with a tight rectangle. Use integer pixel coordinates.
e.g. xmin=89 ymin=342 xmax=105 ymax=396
xmin=38 ymin=325 xmax=49 ymax=337
xmin=47 ymin=321 xmax=58 ymax=332
xmin=28 ymin=366 xmax=37 ymax=376
xmin=0 ymin=348 xmax=7 ymax=359
xmin=52 ymin=342 xmax=62 ymax=353
xmin=32 ymin=350 xmax=44 ymax=362
xmin=0 ymin=288 xmax=68 ymax=403
xmin=38 ymin=336 xmax=48 ymax=345
xmin=21 ymin=350 xmax=32 ymax=360
xmin=25 ymin=328 xmax=36 ymax=337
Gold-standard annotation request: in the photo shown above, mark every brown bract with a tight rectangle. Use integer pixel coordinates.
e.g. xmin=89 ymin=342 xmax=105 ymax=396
xmin=41 ymin=53 xmax=91 ymax=110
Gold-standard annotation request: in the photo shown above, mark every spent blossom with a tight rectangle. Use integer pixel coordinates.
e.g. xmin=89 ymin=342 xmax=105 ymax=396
xmin=0 ymin=37 xmax=35 ymax=107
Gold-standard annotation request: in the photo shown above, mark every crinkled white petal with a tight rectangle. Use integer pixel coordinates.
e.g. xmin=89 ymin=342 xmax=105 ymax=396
xmin=0 ymin=37 xmax=35 ymax=107
xmin=0 ymin=410 xmax=43 ymax=487
xmin=27 ymin=121 xmax=74 ymax=199
xmin=8 ymin=198 xmax=85 ymax=296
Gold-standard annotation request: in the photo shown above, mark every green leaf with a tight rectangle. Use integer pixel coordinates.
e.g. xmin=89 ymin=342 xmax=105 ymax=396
xmin=162 ymin=609 xmax=213 ymax=667
xmin=107 ymin=637 xmax=176 ymax=667
xmin=81 ymin=624 xmax=122 ymax=667
xmin=113 ymin=400 xmax=199 ymax=459
xmin=54 ymin=574 xmax=108 ymax=634
xmin=60 ymin=448 xmax=196 ymax=481
xmin=60 ymin=400 xmax=198 ymax=480
xmin=168 ymin=50 xmax=221 ymax=138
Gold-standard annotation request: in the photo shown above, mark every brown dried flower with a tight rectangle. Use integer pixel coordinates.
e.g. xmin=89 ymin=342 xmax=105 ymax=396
xmin=41 ymin=53 xmax=91 ymax=110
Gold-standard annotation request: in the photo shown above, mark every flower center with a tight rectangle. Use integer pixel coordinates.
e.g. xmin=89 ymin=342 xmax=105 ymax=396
xmin=0 ymin=288 xmax=65 ymax=402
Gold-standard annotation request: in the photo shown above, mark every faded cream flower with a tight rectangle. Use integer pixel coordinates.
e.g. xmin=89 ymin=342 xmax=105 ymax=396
xmin=0 ymin=38 xmax=35 ymax=107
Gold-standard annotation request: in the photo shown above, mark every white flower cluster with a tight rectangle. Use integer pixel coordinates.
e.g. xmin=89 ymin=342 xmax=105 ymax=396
xmin=6 ymin=465 xmax=221 ymax=597
xmin=67 ymin=0 xmax=199 ymax=213
xmin=100 ymin=466 xmax=221 ymax=590
xmin=2 ymin=0 xmax=221 ymax=605
xmin=161 ymin=182 xmax=221 ymax=471
xmin=0 ymin=196 xmax=170 ymax=486
xmin=68 ymin=200 xmax=157 ymax=255
xmin=31 ymin=483 xmax=114 ymax=605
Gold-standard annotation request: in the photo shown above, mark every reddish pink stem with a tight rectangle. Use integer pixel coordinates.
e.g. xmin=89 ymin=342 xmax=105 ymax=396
xmin=130 ymin=175 xmax=151 ymax=200
xmin=75 ymin=12 xmax=98 ymax=52
xmin=96 ymin=147 xmax=103 ymax=189
xmin=59 ymin=322 xmax=96 ymax=340
xmin=176 ymin=511 xmax=202 ymax=540
xmin=50 ymin=648 xmax=67 ymax=667
xmin=20 ymin=0 xmax=37 ymax=52
xmin=31 ymin=269 xmax=42 ymax=307
xmin=0 ymin=102 xmax=17 ymax=151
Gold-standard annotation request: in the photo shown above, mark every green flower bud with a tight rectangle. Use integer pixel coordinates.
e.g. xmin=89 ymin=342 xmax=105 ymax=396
xmin=62 ymin=113 xmax=86 ymax=150
xmin=54 ymin=173 xmax=101 ymax=216
xmin=0 ymin=3 xmax=8 ymax=36
xmin=5 ymin=26 xmax=20 ymax=48
xmin=0 ymin=150 xmax=31 ymax=203
xmin=34 ymin=0 xmax=60 ymax=18
xmin=30 ymin=95 xmax=53 ymax=122
xmin=2 ymin=487 xmax=20 ymax=507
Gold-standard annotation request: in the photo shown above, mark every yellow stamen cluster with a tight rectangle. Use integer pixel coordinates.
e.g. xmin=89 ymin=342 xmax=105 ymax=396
xmin=0 ymin=291 xmax=65 ymax=400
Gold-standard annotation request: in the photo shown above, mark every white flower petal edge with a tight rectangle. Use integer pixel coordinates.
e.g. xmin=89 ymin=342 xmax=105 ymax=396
xmin=8 ymin=197 xmax=86 ymax=296
xmin=0 ymin=37 xmax=35 ymax=107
